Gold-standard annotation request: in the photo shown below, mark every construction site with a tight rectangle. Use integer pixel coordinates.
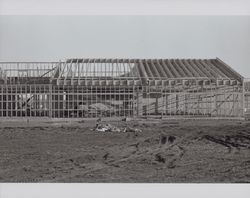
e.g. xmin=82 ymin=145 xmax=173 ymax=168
xmin=1 ymin=58 xmax=250 ymax=182
xmin=0 ymin=58 xmax=249 ymax=119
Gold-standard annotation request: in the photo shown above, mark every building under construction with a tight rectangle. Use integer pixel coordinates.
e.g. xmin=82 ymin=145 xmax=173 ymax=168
xmin=0 ymin=58 xmax=249 ymax=119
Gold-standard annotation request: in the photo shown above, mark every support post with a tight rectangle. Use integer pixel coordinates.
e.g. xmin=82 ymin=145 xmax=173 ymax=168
xmin=165 ymin=94 xmax=169 ymax=115
xmin=184 ymin=94 xmax=188 ymax=115
xmin=214 ymin=90 xmax=218 ymax=116
xmin=176 ymin=94 xmax=179 ymax=115
xmin=136 ymin=91 xmax=143 ymax=116
xmin=49 ymin=84 xmax=52 ymax=118
xmin=155 ymin=96 xmax=159 ymax=115
xmin=242 ymin=78 xmax=245 ymax=118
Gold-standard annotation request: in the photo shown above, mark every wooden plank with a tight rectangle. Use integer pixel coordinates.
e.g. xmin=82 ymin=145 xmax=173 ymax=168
xmin=138 ymin=60 xmax=149 ymax=79
xmin=160 ymin=59 xmax=175 ymax=78
xmin=197 ymin=59 xmax=217 ymax=78
xmin=193 ymin=59 xmax=213 ymax=77
xmin=216 ymin=58 xmax=243 ymax=80
xmin=188 ymin=59 xmax=207 ymax=77
xmin=165 ymin=59 xmax=181 ymax=78
xmin=211 ymin=59 xmax=235 ymax=79
xmin=154 ymin=59 xmax=168 ymax=78
xmin=204 ymin=59 xmax=228 ymax=78
xmin=148 ymin=59 xmax=161 ymax=78
xmin=172 ymin=59 xmax=186 ymax=77
xmin=143 ymin=60 xmax=154 ymax=79
xmin=182 ymin=59 xmax=200 ymax=77
xmin=176 ymin=59 xmax=194 ymax=77
xmin=127 ymin=59 xmax=136 ymax=82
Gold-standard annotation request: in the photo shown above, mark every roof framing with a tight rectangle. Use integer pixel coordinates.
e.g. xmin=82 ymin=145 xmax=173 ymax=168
xmin=0 ymin=58 xmax=244 ymax=86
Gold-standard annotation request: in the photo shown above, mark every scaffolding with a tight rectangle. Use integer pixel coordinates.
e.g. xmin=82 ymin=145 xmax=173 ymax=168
xmin=0 ymin=58 xmax=246 ymax=119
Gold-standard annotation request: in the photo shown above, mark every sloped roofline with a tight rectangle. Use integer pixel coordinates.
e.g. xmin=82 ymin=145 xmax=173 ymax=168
xmin=216 ymin=57 xmax=244 ymax=80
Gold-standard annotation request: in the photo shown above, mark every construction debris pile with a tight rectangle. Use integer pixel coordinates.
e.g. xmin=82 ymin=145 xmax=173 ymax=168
xmin=94 ymin=123 xmax=142 ymax=133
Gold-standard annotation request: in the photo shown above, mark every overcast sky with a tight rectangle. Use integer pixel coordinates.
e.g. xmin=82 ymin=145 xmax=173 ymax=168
xmin=0 ymin=15 xmax=249 ymax=76
xmin=0 ymin=0 xmax=250 ymax=15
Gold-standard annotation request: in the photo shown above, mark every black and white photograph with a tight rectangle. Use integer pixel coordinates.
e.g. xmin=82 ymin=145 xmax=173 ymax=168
xmin=0 ymin=0 xmax=250 ymax=197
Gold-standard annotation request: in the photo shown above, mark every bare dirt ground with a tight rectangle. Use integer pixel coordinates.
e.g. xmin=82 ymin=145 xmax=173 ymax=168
xmin=0 ymin=118 xmax=250 ymax=183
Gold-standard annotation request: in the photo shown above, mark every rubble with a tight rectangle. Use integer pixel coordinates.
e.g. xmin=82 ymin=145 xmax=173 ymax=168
xmin=94 ymin=123 xmax=142 ymax=133
xmin=123 ymin=127 xmax=142 ymax=133
xmin=95 ymin=123 xmax=122 ymax=132
xmin=121 ymin=117 xmax=132 ymax=122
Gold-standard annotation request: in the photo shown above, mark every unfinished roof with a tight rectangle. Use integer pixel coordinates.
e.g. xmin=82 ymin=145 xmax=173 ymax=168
xmin=61 ymin=58 xmax=242 ymax=80
xmin=0 ymin=58 xmax=243 ymax=86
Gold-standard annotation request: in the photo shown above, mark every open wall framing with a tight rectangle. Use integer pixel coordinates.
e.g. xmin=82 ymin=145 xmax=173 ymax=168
xmin=0 ymin=58 xmax=246 ymax=119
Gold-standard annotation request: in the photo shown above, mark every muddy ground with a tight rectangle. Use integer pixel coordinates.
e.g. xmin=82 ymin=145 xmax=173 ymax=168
xmin=0 ymin=118 xmax=250 ymax=182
